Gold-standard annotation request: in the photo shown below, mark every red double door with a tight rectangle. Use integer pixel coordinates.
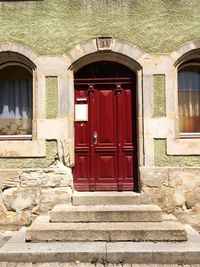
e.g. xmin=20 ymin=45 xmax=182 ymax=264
xmin=73 ymin=78 xmax=138 ymax=191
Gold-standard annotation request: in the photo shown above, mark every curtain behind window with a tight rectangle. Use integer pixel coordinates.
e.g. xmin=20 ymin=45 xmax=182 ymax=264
xmin=178 ymin=64 xmax=200 ymax=133
xmin=0 ymin=79 xmax=32 ymax=135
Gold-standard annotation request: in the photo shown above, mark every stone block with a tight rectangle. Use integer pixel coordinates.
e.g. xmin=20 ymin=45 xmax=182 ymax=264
xmin=50 ymin=204 xmax=162 ymax=223
xmin=26 ymin=216 xmax=187 ymax=242
xmin=73 ymin=191 xmax=144 ymax=206
xmin=140 ymin=167 xmax=168 ymax=188
xmin=174 ymin=192 xmax=185 ymax=207
xmin=39 ymin=188 xmax=71 ymax=212
xmin=143 ymin=187 xmax=176 ymax=213
xmin=2 ymin=187 xmax=40 ymax=212
xmin=21 ymin=169 xmax=72 ymax=188
xmin=82 ymin=39 xmax=97 ymax=55
xmin=168 ymin=168 xmax=200 ymax=188
xmin=0 ymin=193 xmax=6 ymax=213
xmin=175 ymin=210 xmax=200 ymax=229
xmin=185 ymin=188 xmax=200 ymax=209
xmin=0 ymin=211 xmax=31 ymax=230
xmin=0 ymin=169 xmax=21 ymax=190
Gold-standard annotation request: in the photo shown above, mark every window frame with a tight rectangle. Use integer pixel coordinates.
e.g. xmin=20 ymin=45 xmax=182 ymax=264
xmin=178 ymin=61 xmax=200 ymax=138
xmin=0 ymin=61 xmax=36 ymax=141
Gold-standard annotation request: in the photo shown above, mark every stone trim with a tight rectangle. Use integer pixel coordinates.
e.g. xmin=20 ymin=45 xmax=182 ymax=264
xmin=170 ymin=40 xmax=200 ymax=65
xmin=0 ymin=42 xmax=39 ymax=65
xmin=0 ymin=140 xmax=46 ymax=157
xmin=2 ymin=40 xmax=200 ymax=162
xmin=64 ymin=38 xmax=146 ymax=167
xmin=0 ymin=43 xmax=41 ymax=156
xmin=64 ymin=38 xmax=145 ymax=70
xmin=166 ymin=40 xmax=200 ymax=155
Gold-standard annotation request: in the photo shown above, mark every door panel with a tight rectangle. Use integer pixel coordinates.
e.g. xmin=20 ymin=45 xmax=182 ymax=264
xmin=74 ymin=78 xmax=138 ymax=191
xmin=74 ymin=85 xmax=90 ymax=190
xmin=91 ymin=84 xmax=118 ymax=189
xmin=117 ymin=83 xmax=136 ymax=190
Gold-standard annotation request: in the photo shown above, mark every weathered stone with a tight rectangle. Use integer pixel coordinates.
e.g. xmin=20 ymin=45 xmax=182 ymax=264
xmin=0 ymin=211 xmax=31 ymax=230
xmin=26 ymin=215 xmax=187 ymax=242
xmin=185 ymin=188 xmax=200 ymax=209
xmin=140 ymin=167 xmax=168 ymax=188
xmin=143 ymin=187 xmax=176 ymax=213
xmin=39 ymin=188 xmax=71 ymax=212
xmin=174 ymin=192 xmax=185 ymax=207
xmin=73 ymin=191 xmax=144 ymax=206
xmin=20 ymin=169 xmax=72 ymax=188
xmin=2 ymin=188 xmax=40 ymax=212
xmin=0 ymin=192 xmax=6 ymax=213
xmin=50 ymin=204 xmax=162 ymax=223
xmin=141 ymin=168 xmax=200 ymax=228
xmin=168 ymin=169 xmax=200 ymax=188
xmin=175 ymin=210 xmax=200 ymax=229
xmin=0 ymin=169 xmax=21 ymax=190
xmin=194 ymin=203 xmax=200 ymax=212
xmin=162 ymin=213 xmax=178 ymax=222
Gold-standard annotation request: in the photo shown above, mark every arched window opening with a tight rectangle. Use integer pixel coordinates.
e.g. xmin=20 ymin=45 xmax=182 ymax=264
xmin=178 ymin=62 xmax=200 ymax=135
xmin=0 ymin=64 xmax=32 ymax=138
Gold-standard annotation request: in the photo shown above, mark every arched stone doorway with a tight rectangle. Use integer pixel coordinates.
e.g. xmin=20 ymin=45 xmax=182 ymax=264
xmin=65 ymin=39 xmax=144 ymax=192
xmin=73 ymin=61 xmax=138 ymax=191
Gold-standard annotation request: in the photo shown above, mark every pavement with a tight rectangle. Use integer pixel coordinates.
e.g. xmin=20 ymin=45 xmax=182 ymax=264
xmin=0 ymin=263 xmax=200 ymax=266
xmin=0 ymin=230 xmax=16 ymax=248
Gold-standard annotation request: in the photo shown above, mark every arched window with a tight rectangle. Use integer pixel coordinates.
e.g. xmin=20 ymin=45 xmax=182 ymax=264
xmin=0 ymin=63 xmax=32 ymax=138
xmin=178 ymin=62 xmax=200 ymax=135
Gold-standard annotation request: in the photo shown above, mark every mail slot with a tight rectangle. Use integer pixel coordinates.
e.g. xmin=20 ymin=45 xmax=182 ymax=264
xmin=76 ymin=97 xmax=87 ymax=102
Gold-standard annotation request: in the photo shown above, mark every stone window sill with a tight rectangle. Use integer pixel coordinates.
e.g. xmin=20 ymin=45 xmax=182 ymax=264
xmin=167 ymin=137 xmax=200 ymax=155
xmin=0 ymin=140 xmax=46 ymax=157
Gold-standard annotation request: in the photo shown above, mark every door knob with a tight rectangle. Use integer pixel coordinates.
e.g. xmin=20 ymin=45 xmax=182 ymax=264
xmin=93 ymin=131 xmax=98 ymax=144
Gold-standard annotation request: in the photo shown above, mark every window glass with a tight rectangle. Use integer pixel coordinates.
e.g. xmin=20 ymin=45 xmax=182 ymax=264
xmin=0 ymin=65 xmax=32 ymax=136
xmin=178 ymin=63 xmax=200 ymax=133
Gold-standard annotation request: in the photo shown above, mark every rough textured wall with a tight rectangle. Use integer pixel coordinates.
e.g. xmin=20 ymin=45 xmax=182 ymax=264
xmin=0 ymin=0 xmax=200 ymax=55
xmin=0 ymin=141 xmax=57 ymax=168
xmin=141 ymin=166 xmax=200 ymax=230
xmin=46 ymin=77 xmax=58 ymax=119
xmin=0 ymin=167 xmax=73 ymax=230
xmin=154 ymin=139 xmax=200 ymax=167
xmin=153 ymin=75 xmax=166 ymax=117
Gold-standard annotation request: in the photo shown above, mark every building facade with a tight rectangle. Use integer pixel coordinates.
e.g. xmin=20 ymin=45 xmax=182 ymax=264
xmin=0 ymin=0 xmax=200 ymax=229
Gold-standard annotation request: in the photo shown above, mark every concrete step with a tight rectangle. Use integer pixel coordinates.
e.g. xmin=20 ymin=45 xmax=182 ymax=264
xmin=26 ymin=216 xmax=187 ymax=242
xmin=50 ymin=204 xmax=162 ymax=222
xmin=72 ymin=191 xmax=150 ymax=206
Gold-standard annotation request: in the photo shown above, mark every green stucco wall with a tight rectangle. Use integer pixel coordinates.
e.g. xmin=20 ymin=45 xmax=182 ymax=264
xmin=153 ymin=75 xmax=166 ymax=117
xmin=0 ymin=141 xmax=57 ymax=168
xmin=0 ymin=0 xmax=200 ymax=55
xmin=46 ymin=77 xmax=58 ymax=119
xmin=154 ymin=139 xmax=200 ymax=167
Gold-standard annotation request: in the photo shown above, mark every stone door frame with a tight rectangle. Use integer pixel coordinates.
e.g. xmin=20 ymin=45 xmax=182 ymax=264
xmin=64 ymin=39 xmax=146 ymax=189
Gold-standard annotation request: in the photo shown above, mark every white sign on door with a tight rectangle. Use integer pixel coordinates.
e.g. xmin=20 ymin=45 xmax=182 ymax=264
xmin=75 ymin=104 xmax=88 ymax=121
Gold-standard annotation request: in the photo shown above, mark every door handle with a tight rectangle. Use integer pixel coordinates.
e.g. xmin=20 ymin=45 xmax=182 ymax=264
xmin=93 ymin=131 xmax=98 ymax=144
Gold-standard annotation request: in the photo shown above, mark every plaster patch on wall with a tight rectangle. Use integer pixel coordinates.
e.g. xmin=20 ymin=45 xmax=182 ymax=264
xmin=154 ymin=139 xmax=200 ymax=167
xmin=46 ymin=77 xmax=58 ymax=119
xmin=153 ymin=74 xmax=166 ymax=117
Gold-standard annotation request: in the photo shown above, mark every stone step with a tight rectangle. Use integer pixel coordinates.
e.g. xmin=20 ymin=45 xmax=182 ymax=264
xmin=26 ymin=216 xmax=187 ymax=242
xmin=1 ymin=226 xmax=200 ymax=264
xmin=72 ymin=191 xmax=150 ymax=206
xmin=50 ymin=204 xmax=162 ymax=222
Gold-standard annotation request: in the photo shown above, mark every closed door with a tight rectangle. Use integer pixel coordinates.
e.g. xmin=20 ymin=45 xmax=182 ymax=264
xmin=73 ymin=77 xmax=138 ymax=191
